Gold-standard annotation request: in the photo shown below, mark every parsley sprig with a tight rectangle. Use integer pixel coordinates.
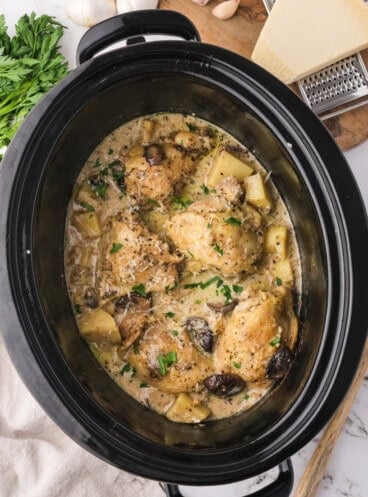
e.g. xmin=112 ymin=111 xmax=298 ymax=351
xmin=0 ymin=13 xmax=68 ymax=158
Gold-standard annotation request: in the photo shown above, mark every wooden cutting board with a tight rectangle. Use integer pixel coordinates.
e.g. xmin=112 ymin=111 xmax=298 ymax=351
xmin=159 ymin=0 xmax=368 ymax=150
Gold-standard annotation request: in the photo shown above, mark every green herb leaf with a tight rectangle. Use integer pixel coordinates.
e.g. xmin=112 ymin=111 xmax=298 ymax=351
xmin=213 ymin=243 xmax=223 ymax=256
xmin=171 ymin=195 xmax=193 ymax=209
xmin=184 ymin=282 xmax=201 ymax=289
xmin=93 ymin=158 xmax=101 ymax=168
xmin=270 ymin=336 xmax=281 ymax=347
xmin=131 ymin=284 xmax=147 ymax=297
xmin=224 ymin=217 xmax=241 ymax=226
xmin=93 ymin=182 xmax=108 ymax=198
xmin=171 ymin=330 xmax=179 ymax=337
xmin=74 ymin=303 xmax=81 ymax=315
xmin=80 ymin=201 xmax=94 ymax=212
xmin=0 ymin=13 xmax=68 ymax=159
xmin=164 ymin=281 xmax=179 ymax=294
xmin=200 ymin=184 xmax=210 ymax=195
xmin=221 ymin=284 xmax=232 ymax=304
xmin=275 ymin=277 xmax=283 ymax=286
xmin=107 ymin=148 xmax=113 ymax=155
xmin=140 ymin=382 xmax=148 ymax=388
xmin=133 ymin=342 xmax=139 ymax=355
xmin=243 ymin=393 xmax=249 ymax=400
xmin=147 ymin=197 xmax=159 ymax=207
xmin=165 ymin=312 xmax=175 ymax=318
xmin=157 ymin=351 xmax=177 ymax=376
xmin=207 ymin=222 xmax=212 ymax=229
xmin=101 ymin=167 xmax=109 ymax=176
xmin=120 ymin=363 xmax=131 ymax=375
xmin=232 ymin=285 xmax=243 ymax=294
xmin=108 ymin=159 xmax=121 ymax=169
xmin=233 ymin=361 xmax=241 ymax=369
xmin=200 ymin=276 xmax=222 ymax=289
xmin=110 ymin=243 xmax=123 ymax=254
xmin=186 ymin=122 xmax=198 ymax=132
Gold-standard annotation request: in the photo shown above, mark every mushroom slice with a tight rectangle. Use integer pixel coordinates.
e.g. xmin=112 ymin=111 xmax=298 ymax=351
xmin=183 ymin=316 xmax=213 ymax=353
xmin=207 ymin=300 xmax=238 ymax=314
xmin=204 ymin=374 xmax=246 ymax=397
xmin=266 ymin=345 xmax=293 ymax=380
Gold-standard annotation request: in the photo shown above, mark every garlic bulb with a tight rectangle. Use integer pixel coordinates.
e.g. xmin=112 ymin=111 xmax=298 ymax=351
xmin=65 ymin=0 xmax=116 ymax=27
xmin=116 ymin=0 xmax=159 ymax=14
xmin=212 ymin=0 xmax=240 ymax=20
xmin=191 ymin=0 xmax=211 ymax=5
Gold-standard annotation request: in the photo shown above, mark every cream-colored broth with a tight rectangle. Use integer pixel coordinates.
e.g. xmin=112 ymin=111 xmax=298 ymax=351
xmin=65 ymin=113 xmax=301 ymax=422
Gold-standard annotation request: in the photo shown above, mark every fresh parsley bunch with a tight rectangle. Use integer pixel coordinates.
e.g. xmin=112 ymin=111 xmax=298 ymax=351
xmin=0 ymin=13 xmax=68 ymax=159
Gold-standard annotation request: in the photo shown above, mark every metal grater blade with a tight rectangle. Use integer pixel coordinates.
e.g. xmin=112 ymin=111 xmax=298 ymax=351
xmin=261 ymin=0 xmax=368 ymax=119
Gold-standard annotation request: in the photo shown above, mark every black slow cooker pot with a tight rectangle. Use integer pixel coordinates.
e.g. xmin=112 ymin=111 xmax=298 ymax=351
xmin=1 ymin=10 xmax=368 ymax=497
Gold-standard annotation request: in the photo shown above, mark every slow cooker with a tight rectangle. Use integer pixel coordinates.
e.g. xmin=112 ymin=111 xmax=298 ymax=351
xmin=1 ymin=10 xmax=367 ymax=497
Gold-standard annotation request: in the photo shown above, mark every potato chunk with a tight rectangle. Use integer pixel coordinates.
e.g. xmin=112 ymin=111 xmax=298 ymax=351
xmin=73 ymin=212 xmax=101 ymax=238
xmin=78 ymin=308 xmax=120 ymax=344
xmin=273 ymin=259 xmax=294 ymax=286
xmin=207 ymin=149 xmax=253 ymax=187
xmin=166 ymin=393 xmax=210 ymax=423
xmin=244 ymin=173 xmax=272 ymax=210
xmin=76 ymin=183 xmax=98 ymax=207
xmin=265 ymin=225 xmax=288 ymax=259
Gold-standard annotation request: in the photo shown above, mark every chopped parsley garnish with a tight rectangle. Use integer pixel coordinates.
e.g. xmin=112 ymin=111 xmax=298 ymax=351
xmin=93 ymin=158 xmax=101 ymax=168
xmin=120 ymin=363 xmax=131 ymax=375
xmin=232 ymin=285 xmax=243 ymax=294
xmin=186 ymin=122 xmax=199 ymax=132
xmin=131 ymin=367 xmax=137 ymax=378
xmin=93 ymin=182 xmax=108 ymax=199
xmin=195 ymin=299 xmax=202 ymax=304
xmin=107 ymin=148 xmax=114 ymax=155
xmin=157 ymin=351 xmax=177 ymax=376
xmin=233 ymin=361 xmax=241 ymax=369
xmin=207 ymin=222 xmax=212 ymax=229
xmin=110 ymin=243 xmax=123 ymax=254
xmin=171 ymin=195 xmax=193 ymax=209
xmin=80 ymin=202 xmax=94 ymax=212
xmin=275 ymin=277 xmax=283 ymax=286
xmin=171 ymin=330 xmax=179 ymax=337
xmin=165 ymin=281 xmax=179 ymax=294
xmin=165 ymin=312 xmax=175 ymax=318
xmin=243 ymin=394 xmax=250 ymax=400
xmin=225 ymin=217 xmax=241 ymax=226
xmin=200 ymin=276 xmax=222 ymax=289
xmin=147 ymin=197 xmax=159 ymax=207
xmin=74 ymin=304 xmax=81 ymax=315
xmin=131 ymin=284 xmax=147 ymax=297
xmin=213 ymin=243 xmax=223 ymax=256
xmin=101 ymin=167 xmax=109 ymax=176
xmin=270 ymin=336 xmax=281 ymax=347
xmin=200 ymin=184 xmax=210 ymax=195
xmin=221 ymin=284 xmax=232 ymax=303
xmin=108 ymin=159 xmax=121 ymax=169
xmin=140 ymin=382 xmax=148 ymax=388
xmin=184 ymin=282 xmax=201 ymax=289
xmin=133 ymin=342 xmax=139 ymax=355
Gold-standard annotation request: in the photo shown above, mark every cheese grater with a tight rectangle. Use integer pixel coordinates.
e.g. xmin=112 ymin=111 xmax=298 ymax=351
xmin=262 ymin=0 xmax=368 ymax=120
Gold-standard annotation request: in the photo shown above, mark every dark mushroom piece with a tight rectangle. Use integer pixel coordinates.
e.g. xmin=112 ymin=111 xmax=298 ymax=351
xmin=204 ymin=374 xmax=246 ymax=397
xmin=84 ymin=287 xmax=99 ymax=309
xmin=144 ymin=144 xmax=165 ymax=166
xmin=88 ymin=174 xmax=105 ymax=188
xmin=266 ymin=345 xmax=293 ymax=380
xmin=115 ymin=292 xmax=151 ymax=311
xmin=207 ymin=299 xmax=238 ymax=314
xmin=183 ymin=316 xmax=213 ymax=353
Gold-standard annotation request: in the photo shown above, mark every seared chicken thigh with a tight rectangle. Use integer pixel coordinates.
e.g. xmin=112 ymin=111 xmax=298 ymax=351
xmin=166 ymin=177 xmax=263 ymax=277
xmin=129 ymin=323 xmax=212 ymax=393
xmin=214 ymin=287 xmax=298 ymax=382
xmin=97 ymin=212 xmax=181 ymax=300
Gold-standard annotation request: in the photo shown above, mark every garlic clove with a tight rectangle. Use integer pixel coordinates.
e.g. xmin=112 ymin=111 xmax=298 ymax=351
xmin=191 ymin=0 xmax=211 ymax=5
xmin=212 ymin=0 xmax=240 ymax=20
xmin=116 ymin=0 xmax=159 ymax=14
xmin=65 ymin=0 xmax=116 ymax=27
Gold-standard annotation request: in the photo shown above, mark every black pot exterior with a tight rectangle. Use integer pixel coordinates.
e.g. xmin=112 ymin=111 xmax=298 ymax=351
xmin=0 ymin=14 xmax=368 ymax=487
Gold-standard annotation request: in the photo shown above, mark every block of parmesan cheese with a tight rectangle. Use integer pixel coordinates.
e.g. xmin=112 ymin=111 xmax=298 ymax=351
xmin=251 ymin=0 xmax=368 ymax=84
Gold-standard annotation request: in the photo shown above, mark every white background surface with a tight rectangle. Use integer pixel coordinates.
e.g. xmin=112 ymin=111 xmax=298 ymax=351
xmin=0 ymin=1 xmax=367 ymax=497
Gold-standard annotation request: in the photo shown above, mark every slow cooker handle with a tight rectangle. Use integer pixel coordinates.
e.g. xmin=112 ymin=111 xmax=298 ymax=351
xmin=160 ymin=460 xmax=294 ymax=497
xmin=76 ymin=10 xmax=201 ymax=65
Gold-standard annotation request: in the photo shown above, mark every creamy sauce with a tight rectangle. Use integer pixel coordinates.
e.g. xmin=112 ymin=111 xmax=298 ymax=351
xmin=65 ymin=113 xmax=301 ymax=423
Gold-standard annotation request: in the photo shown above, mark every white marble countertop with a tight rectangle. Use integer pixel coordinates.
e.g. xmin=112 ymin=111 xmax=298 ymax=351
xmin=0 ymin=1 xmax=367 ymax=496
